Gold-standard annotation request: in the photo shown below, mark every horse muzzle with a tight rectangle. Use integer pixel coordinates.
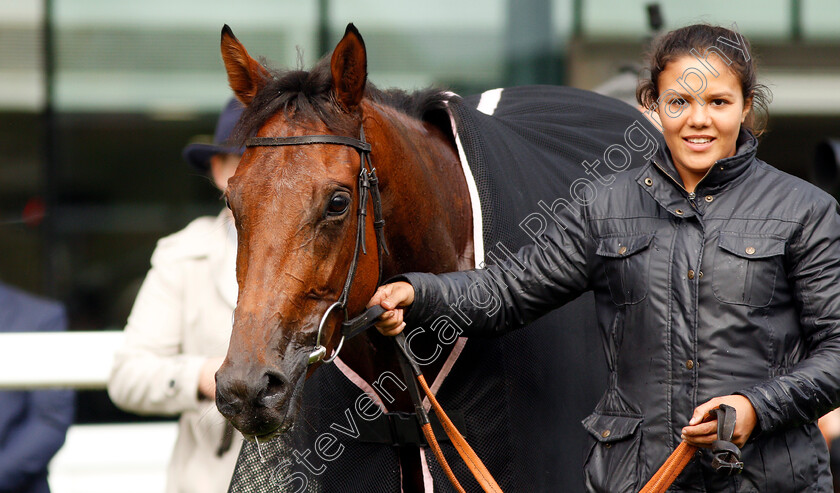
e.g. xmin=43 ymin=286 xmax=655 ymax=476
xmin=215 ymin=361 xmax=302 ymax=437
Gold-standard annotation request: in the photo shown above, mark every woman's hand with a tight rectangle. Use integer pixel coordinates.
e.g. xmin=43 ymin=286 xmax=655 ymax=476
xmin=199 ymin=356 xmax=225 ymax=400
xmin=681 ymin=395 xmax=757 ymax=448
xmin=367 ymin=281 xmax=415 ymax=336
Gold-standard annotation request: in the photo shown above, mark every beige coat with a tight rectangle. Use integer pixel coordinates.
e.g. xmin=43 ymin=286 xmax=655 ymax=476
xmin=109 ymin=210 xmax=242 ymax=493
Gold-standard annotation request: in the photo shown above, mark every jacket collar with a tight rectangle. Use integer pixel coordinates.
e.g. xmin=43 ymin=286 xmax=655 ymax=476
xmin=650 ymin=128 xmax=758 ymax=196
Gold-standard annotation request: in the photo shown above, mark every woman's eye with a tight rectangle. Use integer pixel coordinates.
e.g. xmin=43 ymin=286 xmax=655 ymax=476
xmin=711 ymin=99 xmax=728 ymax=106
xmin=326 ymin=193 xmax=351 ymax=216
xmin=665 ymin=98 xmax=688 ymax=112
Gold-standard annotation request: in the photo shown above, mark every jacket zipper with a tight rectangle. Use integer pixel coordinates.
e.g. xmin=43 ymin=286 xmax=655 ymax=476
xmin=652 ymin=160 xmax=697 ymax=210
xmin=651 ymin=160 xmax=716 ymax=210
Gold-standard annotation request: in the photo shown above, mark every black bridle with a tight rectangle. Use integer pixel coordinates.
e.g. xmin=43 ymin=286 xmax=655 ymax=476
xmin=245 ymin=127 xmax=389 ymax=365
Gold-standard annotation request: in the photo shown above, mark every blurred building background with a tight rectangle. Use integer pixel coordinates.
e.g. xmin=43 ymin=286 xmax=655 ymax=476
xmin=0 ymin=0 xmax=839 ymax=446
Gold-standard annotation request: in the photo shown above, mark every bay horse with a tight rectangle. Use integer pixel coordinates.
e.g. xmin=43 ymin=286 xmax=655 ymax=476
xmin=217 ymin=24 xmax=472 ymax=492
xmin=215 ymin=23 xmax=659 ymax=492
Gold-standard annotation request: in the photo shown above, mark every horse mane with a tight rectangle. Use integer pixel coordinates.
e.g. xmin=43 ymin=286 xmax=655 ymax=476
xmin=232 ymin=57 xmax=457 ymax=144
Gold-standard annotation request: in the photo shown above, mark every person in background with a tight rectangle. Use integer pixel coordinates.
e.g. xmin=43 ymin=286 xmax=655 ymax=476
xmin=0 ymin=281 xmax=74 ymax=493
xmin=108 ymin=98 xmax=244 ymax=493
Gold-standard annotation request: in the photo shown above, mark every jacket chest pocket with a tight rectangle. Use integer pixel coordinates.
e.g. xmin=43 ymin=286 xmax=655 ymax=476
xmin=596 ymin=234 xmax=655 ymax=305
xmin=712 ymin=232 xmax=786 ymax=307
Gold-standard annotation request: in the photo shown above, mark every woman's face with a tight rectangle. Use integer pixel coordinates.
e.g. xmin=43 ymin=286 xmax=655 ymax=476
xmin=656 ymin=55 xmax=752 ymax=192
xmin=210 ymin=153 xmax=242 ymax=191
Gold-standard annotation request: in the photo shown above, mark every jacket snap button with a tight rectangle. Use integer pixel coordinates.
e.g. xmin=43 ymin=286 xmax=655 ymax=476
xmin=698 ymin=270 xmax=703 ymax=279
xmin=745 ymin=246 xmax=756 ymax=255
xmin=705 ymin=195 xmax=714 ymax=202
xmin=618 ymin=246 xmax=627 ymax=255
xmin=686 ymin=360 xmax=695 ymax=369
xmin=675 ymin=209 xmax=684 ymax=215
xmin=687 ymin=270 xmax=695 ymax=280
xmin=601 ymin=429 xmax=611 ymax=438
xmin=645 ymin=178 xmax=653 ymax=186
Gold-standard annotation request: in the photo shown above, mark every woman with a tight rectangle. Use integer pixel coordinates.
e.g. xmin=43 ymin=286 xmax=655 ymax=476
xmin=369 ymin=25 xmax=840 ymax=491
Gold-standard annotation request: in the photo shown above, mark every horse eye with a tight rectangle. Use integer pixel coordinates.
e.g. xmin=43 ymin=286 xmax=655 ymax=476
xmin=326 ymin=193 xmax=351 ymax=216
xmin=224 ymin=196 xmax=232 ymax=210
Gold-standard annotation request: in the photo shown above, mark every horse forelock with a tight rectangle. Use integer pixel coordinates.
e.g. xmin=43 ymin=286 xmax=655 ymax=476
xmin=231 ymin=56 xmax=457 ymax=145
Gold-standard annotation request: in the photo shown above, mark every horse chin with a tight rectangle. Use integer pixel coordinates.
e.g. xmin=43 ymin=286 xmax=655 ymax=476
xmin=237 ymin=401 xmax=297 ymax=441
xmin=245 ymin=415 xmax=295 ymax=443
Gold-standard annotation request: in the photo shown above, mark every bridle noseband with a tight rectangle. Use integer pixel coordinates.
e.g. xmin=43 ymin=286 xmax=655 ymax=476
xmin=245 ymin=127 xmax=388 ymax=365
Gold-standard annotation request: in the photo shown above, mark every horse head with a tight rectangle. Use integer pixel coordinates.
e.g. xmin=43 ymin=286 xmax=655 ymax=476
xmin=214 ymin=24 xmax=473 ymax=440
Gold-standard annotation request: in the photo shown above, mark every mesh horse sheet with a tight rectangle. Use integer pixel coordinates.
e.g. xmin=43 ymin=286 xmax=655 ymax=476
xmin=228 ymin=85 xmax=663 ymax=492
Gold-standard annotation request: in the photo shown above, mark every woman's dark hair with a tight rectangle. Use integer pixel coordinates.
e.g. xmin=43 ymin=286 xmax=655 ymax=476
xmin=637 ymin=24 xmax=771 ymax=136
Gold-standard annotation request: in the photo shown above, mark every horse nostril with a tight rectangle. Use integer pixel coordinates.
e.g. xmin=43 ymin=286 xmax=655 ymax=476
xmin=260 ymin=370 xmax=288 ymax=407
xmin=215 ymin=386 xmax=244 ymax=419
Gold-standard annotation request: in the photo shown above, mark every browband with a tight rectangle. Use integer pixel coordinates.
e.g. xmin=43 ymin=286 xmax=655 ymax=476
xmin=246 ymin=135 xmax=371 ymax=153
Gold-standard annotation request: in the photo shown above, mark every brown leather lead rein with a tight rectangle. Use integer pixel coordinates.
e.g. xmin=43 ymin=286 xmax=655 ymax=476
xmin=395 ymin=332 xmax=504 ymax=493
xmin=639 ymin=404 xmax=743 ymax=493
xmin=344 ymin=306 xmax=502 ymax=491
xmin=639 ymin=441 xmax=697 ymax=493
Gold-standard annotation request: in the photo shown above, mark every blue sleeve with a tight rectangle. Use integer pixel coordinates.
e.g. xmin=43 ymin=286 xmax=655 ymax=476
xmin=0 ymin=389 xmax=75 ymax=488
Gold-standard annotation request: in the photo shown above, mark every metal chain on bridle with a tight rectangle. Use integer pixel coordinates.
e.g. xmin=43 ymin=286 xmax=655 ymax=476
xmin=245 ymin=126 xmax=389 ymax=365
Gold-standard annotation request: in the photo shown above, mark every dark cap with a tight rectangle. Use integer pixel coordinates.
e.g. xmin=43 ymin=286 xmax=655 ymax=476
xmin=182 ymin=98 xmax=245 ymax=173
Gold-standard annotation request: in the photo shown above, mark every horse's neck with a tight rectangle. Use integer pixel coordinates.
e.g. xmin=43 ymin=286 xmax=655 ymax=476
xmin=341 ymin=101 xmax=473 ymax=410
xmin=370 ymin=102 xmax=474 ymax=275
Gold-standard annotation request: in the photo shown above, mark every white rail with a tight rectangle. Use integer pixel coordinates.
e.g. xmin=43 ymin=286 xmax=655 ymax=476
xmin=0 ymin=331 xmax=124 ymax=390
xmin=49 ymin=422 xmax=177 ymax=493
xmin=0 ymin=331 xmax=176 ymax=492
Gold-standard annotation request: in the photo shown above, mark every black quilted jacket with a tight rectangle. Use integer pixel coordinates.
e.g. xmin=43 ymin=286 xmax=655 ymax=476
xmin=399 ymin=130 xmax=840 ymax=492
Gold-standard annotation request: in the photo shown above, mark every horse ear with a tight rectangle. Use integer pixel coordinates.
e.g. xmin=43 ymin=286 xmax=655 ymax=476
xmin=330 ymin=23 xmax=367 ymax=112
xmin=221 ymin=25 xmax=271 ymax=106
